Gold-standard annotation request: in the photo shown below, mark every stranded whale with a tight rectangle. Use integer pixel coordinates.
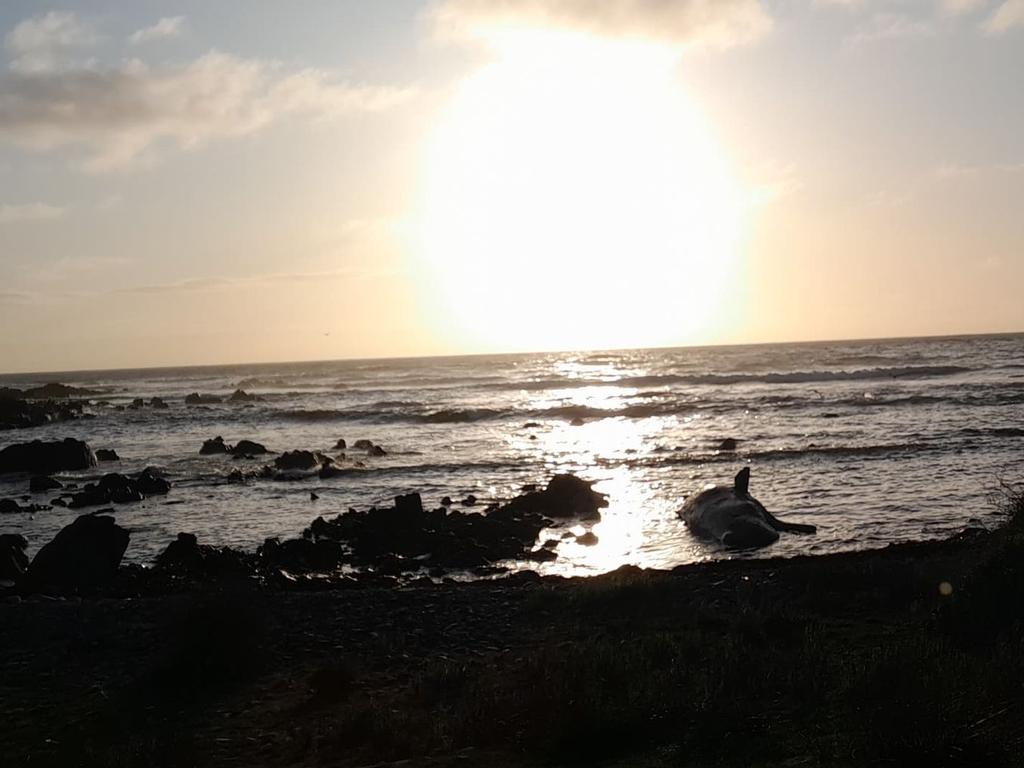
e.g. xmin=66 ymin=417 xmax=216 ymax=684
xmin=679 ymin=467 xmax=816 ymax=548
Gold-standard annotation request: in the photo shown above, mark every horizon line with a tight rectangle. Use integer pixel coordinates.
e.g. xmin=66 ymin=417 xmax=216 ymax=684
xmin=1 ymin=328 xmax=1022 ymax=380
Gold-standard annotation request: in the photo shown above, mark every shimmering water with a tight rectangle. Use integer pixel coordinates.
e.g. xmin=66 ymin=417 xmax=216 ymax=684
xmin=2 ymin=333 xmax=1023 ymax=575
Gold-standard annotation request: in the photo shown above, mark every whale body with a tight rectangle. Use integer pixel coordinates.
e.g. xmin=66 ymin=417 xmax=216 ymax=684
xmin=679 ymin=468 xmax=816 ymax=549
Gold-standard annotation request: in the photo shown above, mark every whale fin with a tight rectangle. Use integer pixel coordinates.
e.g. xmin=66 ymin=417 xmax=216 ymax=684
xmin=734 ymin=467 xmax=750 ymax=496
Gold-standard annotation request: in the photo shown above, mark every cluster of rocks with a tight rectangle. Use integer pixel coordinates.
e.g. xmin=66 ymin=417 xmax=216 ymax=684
xmin=61 ymin=470 xmax=171 ymax=509
xmin=128 ymin=397 xmax=169 ymax=410
xmin=200 ymin=436 xmax=269 ymax=457
xmin=0 ymin=499 xmax=51 ymax=514
xmin=0 ymin=474 xmax=605 ymax=593
xmin=0 ymin=397 xmax=84 ymax=431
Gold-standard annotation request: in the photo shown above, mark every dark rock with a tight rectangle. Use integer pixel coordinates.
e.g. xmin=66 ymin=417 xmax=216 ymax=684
xmin=67 ymin=469 xmax=169 ymax=508
xmin=0 ymin=438 xmax=97 ymax=475
xmin=0 ymin=534 xmax=29 ymax=581
xmin=128 ymin=397 xmax=145 ymax=409
xmin=27 ymin=514 xmax=129 ymax=589
xmin=334 ymin=438 xmax=347 ymax=450
xmin=150 ymin=397 xmax=169 ymax=409
xmin=95 ymin=449 xmax=120 ymax=462
xmin=576 ymin=531 xmax=599 ymax=546
xmin=51 ymin=497 xmax=67 ymax=507
xmin=0 ymin=397 xmax=83 ymax=430
xmin=319 ymin=463 xmax=344 ymax=479
xmin=29 ymin=476 xmax=63 ymax=493
xmin=275 ymin=450 xmax=326 ymax=471
xmin=155 ymin=532 xmax=255 ymax=582
xmin=135 ymin=468 xmax=171 ymax=496
xmin=258 ymin=536 xmax=344 ymax=574
xmin=226 ymin=469 xmax=245 ymax=484
xmin=717 ymin=438 xmax=739 ymax=452
xmin=368 ymin=445 xmax=387 ymax=457
xmin=0 ymin=499 xmax=21 ymax=514
xmin=501 ymin=474 xmax=607 ymax=521
xmin=311 ymin=492 xmax=319 ymax=501
xmin=22 ymin=382 xmax=98 ymax=399
xmin=441 ymin=496 xmax=453 ymax=507
xmin=352 ymin=439 xmax=373 ymax=450
xmin=523 ymin=422 xmax=541 ymax=428
xmin=230 ymin=439 xmax=268 ymax=456
xmin=200 ymin=436 xmax=230 ymax=455
xmin=462 ymin=494 xmax=477 ymax=507
xmin=525 ymin=547 xmax=558 ymax=562
xmin=570 ymin=417 xmax=585 ymax=426
xmin=228 ymin=389 xmax=259 ymax=403
xmin=185 ymin=392 xmax=222 ymax=405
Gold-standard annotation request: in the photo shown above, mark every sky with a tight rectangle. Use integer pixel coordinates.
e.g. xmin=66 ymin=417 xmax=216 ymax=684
xmin=0 ymin=0 xmax=1021 ymax=373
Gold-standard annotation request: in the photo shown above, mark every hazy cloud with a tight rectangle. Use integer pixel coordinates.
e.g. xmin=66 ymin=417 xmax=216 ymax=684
xmin=847 ymin=12 xmax=936 ymax=43
xmin=129 ymin=16 xmax=185 ymax=45
xmin=0 ymin=201 xmax=65 ymax=222
xmin=983 ymin=0 xmax=1024 ymax=32
xmin=433 ymin=0 xmax=772 ymax=49
xmin=0 ymin=52 xmax=415 ymax=171
xmin=116 ymin=268 xmax=380 ymax=296
xmin=935 ymin=160 xmax=1024 ymax=178
xmin=4 ymin=11 xmax=97 ymax=73
xmin=941 ymin=0 xmax=988 ymax=16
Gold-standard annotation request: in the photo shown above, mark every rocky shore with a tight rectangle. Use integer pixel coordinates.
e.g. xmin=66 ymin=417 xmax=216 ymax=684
xmin=2 ymin=468 xmax=1023 ymax=766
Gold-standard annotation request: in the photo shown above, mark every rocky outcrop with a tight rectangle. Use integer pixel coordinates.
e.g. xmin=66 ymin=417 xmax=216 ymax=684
xmin=0 ymin=499 xmax=50 ymax=514
xmin=95 ymin=449 xmax=120 ymax=462
xmin=66 ymin=469 xmax=171 ymax=509
xmin=0 ymin=534 xmax=29 ymax=581
xmin=154 ymin=532 xmax=255 ymax=582
xmin=21 ymin=382 xmax=98 ymax=399
xmin=26 ymin=514 xmax=129 ymax=589
xmin=228 ymin=389 xmax=259 ymax=403
xmin=184 ymin=393 xmax=222 ymax=405
xmin=304 ymin=486 xmax=557 ymax=571
xmin=0 ymin=398 xmax=83 ymax=430
xmin=150 ymin=397 xmax=169 ymax=409
xmin=200 ymin=436 xmax=230 ymax=455
xmin=275 ymin=450 xmax=328 ymax=472
xmin=0 ymin=439 xmax=97 ymax=475
xmin=231 ymin=440 xmax=268 ymax=456
xmin=500 ymin=474 xmax=607 ymax=521
xmin=200 ymin=436 xmax=269 ymax=456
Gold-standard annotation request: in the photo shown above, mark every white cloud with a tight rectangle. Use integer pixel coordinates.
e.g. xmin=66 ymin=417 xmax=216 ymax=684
xmin=432 ymin=0 xmax=772 ymax=49
xmin=129 ymin=16 xmax=185 ymax=45
xmin=0 ymin=201 xmax=65 ymax=223
xmin=983 ymin=0 xmax=1024 ymax=32
xmin=0 ymin=52 xmax=415 ymax=172
xmin=4 ymin=11 xmax=97 ymax=73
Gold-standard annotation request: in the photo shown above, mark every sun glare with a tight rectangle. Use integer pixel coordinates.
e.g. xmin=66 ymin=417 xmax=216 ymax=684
xmin=415 ymin=29 xmax=746 ymax=353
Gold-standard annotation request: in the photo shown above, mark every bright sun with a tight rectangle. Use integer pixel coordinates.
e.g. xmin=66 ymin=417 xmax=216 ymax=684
xmin=415 ymin=29 xmax=746 ymax=352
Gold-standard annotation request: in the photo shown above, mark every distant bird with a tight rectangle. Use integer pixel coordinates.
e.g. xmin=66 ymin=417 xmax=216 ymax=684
xmin=310 ymin=491 xmax=319 ymax=501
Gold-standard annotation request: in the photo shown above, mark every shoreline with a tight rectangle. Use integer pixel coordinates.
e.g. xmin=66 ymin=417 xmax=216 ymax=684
xmin=3 ymin=499 xmax=1022 ymax=766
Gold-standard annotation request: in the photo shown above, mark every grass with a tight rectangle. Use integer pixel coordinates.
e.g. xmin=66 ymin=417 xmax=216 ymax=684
xmin=5 ymin=486 xmax=1024 ymax=766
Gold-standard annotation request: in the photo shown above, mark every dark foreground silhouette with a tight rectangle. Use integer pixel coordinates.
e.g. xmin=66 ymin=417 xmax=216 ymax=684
xmin=2 ymin=487 xmax=1024 ymax=766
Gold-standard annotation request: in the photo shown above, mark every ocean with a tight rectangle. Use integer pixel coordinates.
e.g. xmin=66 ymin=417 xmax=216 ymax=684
xmin=2 ymin=333 xmax=1022 ymax=576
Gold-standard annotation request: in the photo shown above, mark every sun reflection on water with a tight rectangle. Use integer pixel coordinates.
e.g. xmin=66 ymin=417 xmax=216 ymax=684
xmin=501 ymin=376 xmax=714 ymax=575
